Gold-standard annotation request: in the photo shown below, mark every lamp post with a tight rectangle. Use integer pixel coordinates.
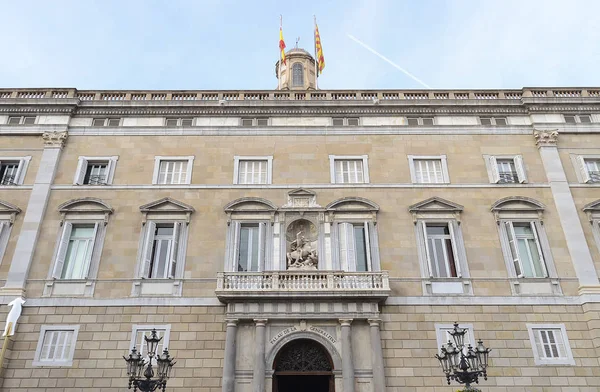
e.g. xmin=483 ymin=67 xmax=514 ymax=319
xmin=435 ymin=322 xmax=491 ymax=392
xmin=123 ymin=329 xmax=176 ymax=392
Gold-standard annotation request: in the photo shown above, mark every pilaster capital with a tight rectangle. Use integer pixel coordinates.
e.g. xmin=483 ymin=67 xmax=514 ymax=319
xmin=367 ymin=318 xmax=382 ymax=327
xmin=339 ymin=318 xmax=353 ymax=327
xmin=533 ymin=129 xmax=559 ymax=148
xmin=225 ymin=318 xmax=239 ymax=327
xmin=254 ymin=318 xmax=268 ymax=327
xmin=42 ymin=131 xmax=68 ymax=149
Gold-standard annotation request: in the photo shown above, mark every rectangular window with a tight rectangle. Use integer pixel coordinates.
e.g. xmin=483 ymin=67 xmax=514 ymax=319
xmin=332 ymin=117 xmax=360 ymax=126
xmin=527 ymin=324 xmax=575 ymax=365
xmin=497 ymin=159 xmax=518 ymax=183
xmin=52 ymin=223 xmax=99 ymax=280
xmin=338 ymin=222 xmax=371 ymax=271
xmin=584 ymin=159 xmax=600 ymax=183
xmin=33 ymin=326 xmax=80 ymax=367
xmin=485 ymin=155 xmax=527 ymax=184
xmin=565 ymin=114 xmax=592 ymax=124
xmin=152 ymin=156 xmax=194 ymax=185
xmin=241 ymin=118 xmax=269 ymax=127
xmin=480 ymin=116 xmax=507 ymax=126
xmin=131 ymin=325 xmax=171 ymax=362
xmin=238 ymin=160 xmax=268 ymax=184
xmin=166 ymin=118 xmax=193 ymax=127
xmin=422 ymin=222 xmax=460 ymax=278
xmin=335 ymin=160 xmax=364 ymax=184
xmin=7 ymin=116 xmax=36 ymax=125
xmin=92 ymin=118 xmax=121 ymax=127
xmin=238 ymin=224 xmax=261 ymax=272
xmin=407 ymin=117 xmax=434 ymax=126
xmin=0 ymin=157 xmax=30 ymax=186
xmin=141 ymin=222 xmax=181 ymax=279
xmin=504 ymin=221 xmax=548 ymax=278
xmin=74 ymin=156 xmax=118 ymax=185
xmin=329 ymin=155 xmax=370 ymax=184
xmin=414 ymin=159 xmax=443 ymax=183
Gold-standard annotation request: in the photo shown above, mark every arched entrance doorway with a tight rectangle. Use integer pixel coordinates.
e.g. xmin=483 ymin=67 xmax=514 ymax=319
xmin=273 ymin=338 xmax=334 ymax=392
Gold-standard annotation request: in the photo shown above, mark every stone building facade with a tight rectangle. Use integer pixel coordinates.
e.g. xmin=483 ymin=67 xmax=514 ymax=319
xmin=0 ymin=56 xmax=600 ymax=391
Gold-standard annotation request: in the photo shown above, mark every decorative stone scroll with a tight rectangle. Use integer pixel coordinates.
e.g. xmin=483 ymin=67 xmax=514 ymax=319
xmin=42 ymin=131 xmax=68 ymax=148
xmin=533 ymin=130 xmax=559 ymax=148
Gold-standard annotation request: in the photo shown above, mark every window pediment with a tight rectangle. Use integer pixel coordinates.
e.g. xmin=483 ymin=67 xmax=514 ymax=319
xmin=491 ymin=196 xmax=545 ymax=222
xmin=58 ymin=198 xmax=113 ymax=225
xmin=326 ymin=197 xmax=379 ymax=212
xmin=283 ymin=189 xmax=321 ymax=209
xmin=139 ymin=197 xmax=194 ymax=224
xmin=224 ymin=197 xmax=276 ymax=224
xmin=409 ymin=197 xmax=463 ymax=223
xmin=583 ymin=199 xmax=600 ymax=221
xmin=0 ymin=200 xmax=21 ymax=224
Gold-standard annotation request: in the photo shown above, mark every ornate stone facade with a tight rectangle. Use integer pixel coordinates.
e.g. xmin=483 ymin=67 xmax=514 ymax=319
xmin=0 ymin=83 xmax=600 ymax=392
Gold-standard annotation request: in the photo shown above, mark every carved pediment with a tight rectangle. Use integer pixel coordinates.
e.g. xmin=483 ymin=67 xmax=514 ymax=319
xmin=491 ymin=196 xmax=545 ymax=212
xmin=224 ymin=197 xmax=277 ymax=213
xmin=408 ymin=197 xmax=464 ymax=213
xmin=140 ymin=197 xmax=194 ymax=224
xmin=583 ymin=199 xmax=600 ymax=222
xmin=326 ymin=197 xmax=379 ymax=212
xmin=58 ymin=198 xmax=113 ymax=225
xmin=282 ymin=188 xmax=321 ymax=209
xmin=0 ymin=200 xmax=21 ymax=224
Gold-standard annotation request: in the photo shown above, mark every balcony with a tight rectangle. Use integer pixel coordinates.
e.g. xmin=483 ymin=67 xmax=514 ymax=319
xmin=215 ymin=270 xmax=390 ymax=302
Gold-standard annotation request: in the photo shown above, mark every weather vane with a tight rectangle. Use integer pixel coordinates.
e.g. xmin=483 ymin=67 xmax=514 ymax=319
xmin=295 ymin=37 xmax=300 ymax=48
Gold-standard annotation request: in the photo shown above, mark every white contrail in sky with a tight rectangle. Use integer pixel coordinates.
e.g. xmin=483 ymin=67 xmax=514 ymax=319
xmin=347 ymin=34 xmax=432 ymax=89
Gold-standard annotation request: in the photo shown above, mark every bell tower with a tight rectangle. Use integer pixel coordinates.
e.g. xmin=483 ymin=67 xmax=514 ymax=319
xmin=275 ymin=48 xmax=317 ymax=90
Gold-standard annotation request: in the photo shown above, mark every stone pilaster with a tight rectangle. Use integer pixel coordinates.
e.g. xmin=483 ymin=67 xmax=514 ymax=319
xmin=252 ymin=319 xmax=267 ymax=392
xmin=339 ymin=319 xmax=355 ymax=392
xmin=368 ymin=319 xmax=386 ymax=392
xmin=534 ymin=130 xmax=600 ymax=292
xmin=222 ymin=319 xmax=238 ymax=392
xmin=2 ymin=131 xmax=68 ymax=296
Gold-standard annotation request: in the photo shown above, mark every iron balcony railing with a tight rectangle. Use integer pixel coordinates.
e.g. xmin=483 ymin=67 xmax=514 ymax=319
xmin=498 ymin=172 xmax=518 ymax=183
xmin=589 ymin=171 xmax=600 ymax=183
xmin=0 ymin=174 xmax=17 ymax=186
xmin=85 ymin=175 xmax=107 ymax=185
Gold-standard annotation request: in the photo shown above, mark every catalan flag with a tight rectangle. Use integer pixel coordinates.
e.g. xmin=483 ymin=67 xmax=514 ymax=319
xmin=314 ymin=23 xmax=325 ymax=75
xmin=279 ymin=27 xmax=286 ymax=65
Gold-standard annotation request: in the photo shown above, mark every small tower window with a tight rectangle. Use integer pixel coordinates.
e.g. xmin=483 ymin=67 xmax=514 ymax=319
xmin=292 ymin=63 xmax=304 ymax=87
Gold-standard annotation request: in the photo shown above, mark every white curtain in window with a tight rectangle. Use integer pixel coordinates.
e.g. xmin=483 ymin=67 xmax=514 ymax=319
xmin=504 ymin=221 xmax=548 ymax=278
xmin=335 ymin=160 xmax=364 ymax=184
xmin=414 ymin=160 xmax=443 ymax=183
xmin=238 ymin=160 xmax=267 ymax=184
xmin=534 ymin=329 xmax=566 ymax=359
xmin=40 ymin=330 xmax=74 ymax=361
xmin=158 ymin=161 xmax=187 ymax=184
xmin=338 ymin=222 xmax=371 ymax=272
xmin=53 ymin=223 xmax=98 ymax=279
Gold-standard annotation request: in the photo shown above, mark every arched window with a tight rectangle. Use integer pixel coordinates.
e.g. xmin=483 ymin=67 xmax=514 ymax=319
xmin=292 ymin=63 xmax=304 ymax=87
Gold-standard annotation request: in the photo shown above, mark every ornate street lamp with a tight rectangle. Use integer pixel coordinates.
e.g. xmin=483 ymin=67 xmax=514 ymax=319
xmin=123 ymin=329 xmax=176 ymax=392
xmin=435 ymin=322 xmax=491 ymax=392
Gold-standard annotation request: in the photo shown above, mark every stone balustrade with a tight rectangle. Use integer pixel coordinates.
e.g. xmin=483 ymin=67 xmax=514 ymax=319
xmin=215 ymin=270 xmax=390 ymax=301
xmin=1 ymin=88 xmax=600 ymax=102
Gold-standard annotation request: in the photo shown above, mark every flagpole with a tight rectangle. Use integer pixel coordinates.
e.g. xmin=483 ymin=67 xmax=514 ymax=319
xmin=278 ymin=15 xmax=282 ymax=90
xmin=314 ymin=15 xmax=318 ymax=90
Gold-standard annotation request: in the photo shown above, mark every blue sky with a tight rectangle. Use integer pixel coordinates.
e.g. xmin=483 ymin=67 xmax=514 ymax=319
xmin=1 ymin=0 xmax=599 ymax=90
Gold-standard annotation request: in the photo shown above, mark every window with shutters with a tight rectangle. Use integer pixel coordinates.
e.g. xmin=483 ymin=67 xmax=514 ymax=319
xmin=73 ymin=156 xmax=118 ymax=185
xmin=435 ymin=324 xmax=475 ymax=353
xmin=407 ymin=116 xmax=434 ymax=126
xmin=0 ymin=156 xmax=31 ymax=185
xmin=152 ymin=156 xmax=194 ymax=185
xmin=492 ymin=197 xmax=560 ymax=294
xmin=224 ymin=198 xmax=276 ymax=272
xmin=45 ymin=199 xmax=112 ymax=297
xmin=33 ymin=325 xmax=80 ymax=367
xmin=7 ymin=116 xmax=36 ymax=125
xmin=131 ymin=325 xmax=171 ymax=363
xmin=410 ymin=197 xmax=471 ymax=295
xmin=165 ymin=118 xmax=193 ymax=127
xmin=233 ymin=156 xmax=273 ymax=185
xmin=292 ymin=63 xmax=304 ymax=87
xmin=572 ymin=155 xmax=600 ymax=183
xmin=564 ymin=114 xmax=592 ymax=124
xmin=408 ymin=155 xmax=450 ymax=184
xmin=483 ymin=155 xmax=527 ymax=184
xmin=328 ymin=197 xmax=381 ymax=272
xmin=329 ymin=155 xmax=370 ymax=184
xmin=527 ymin=324 xmax=575 ymax=365
xmin=479 ymin=116 xmax=507 ymax=126
xmin=139 ymin=222 xmax=183 ymax=279
xmin=0 ymin=201 xmax=19 ymax=266
xmin=92 ymin=118 xmax=121 ymax=127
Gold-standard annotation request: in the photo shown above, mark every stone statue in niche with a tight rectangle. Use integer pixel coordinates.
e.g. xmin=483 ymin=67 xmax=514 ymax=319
xmin=286 ymin=219 xmax=318 ymax=270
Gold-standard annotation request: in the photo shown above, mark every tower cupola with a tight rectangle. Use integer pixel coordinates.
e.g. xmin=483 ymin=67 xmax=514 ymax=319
xmin=275 ymin=48 xmax=317 ymax=90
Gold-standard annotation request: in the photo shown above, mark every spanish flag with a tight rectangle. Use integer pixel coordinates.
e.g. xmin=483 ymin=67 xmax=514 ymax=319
xmin=315 ymin=23 xmax=325 ymax=75
xmin=279 ymin=27 xmax=286 ymax=65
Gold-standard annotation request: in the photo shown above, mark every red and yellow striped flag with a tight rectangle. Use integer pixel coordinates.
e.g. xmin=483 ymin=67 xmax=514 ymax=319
xmin=315 ymin=23 xmax=325 ymax=74
xmin=279 ymin=27 xmax=286 ymax=65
